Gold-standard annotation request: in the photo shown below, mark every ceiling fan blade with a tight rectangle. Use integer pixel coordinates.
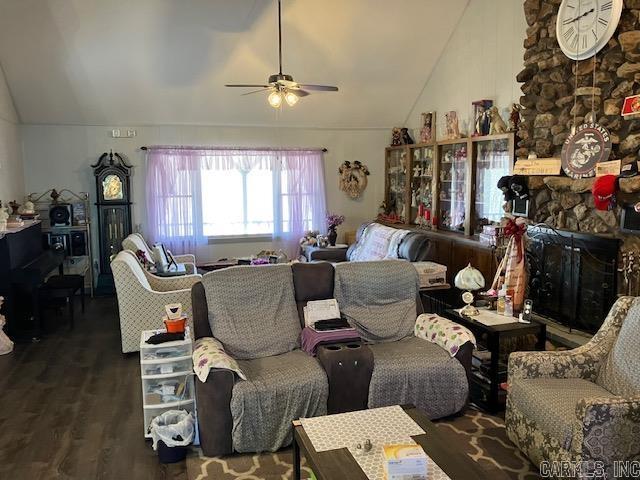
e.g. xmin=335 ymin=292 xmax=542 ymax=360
xmin=293 ymin=89 xmax=310 ymax=97
xmin=241 ymin=88 xmax=272 ymax=96
xmin=297 ymin=84 xmax=339 ymax=92
xmin=225 ymin=84 xmax=271 ymax=88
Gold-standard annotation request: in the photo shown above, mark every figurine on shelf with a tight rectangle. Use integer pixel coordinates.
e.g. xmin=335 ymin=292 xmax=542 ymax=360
xmin=419 ymin=112 xmax=434 ymax=143
xmin=509 ymin=103 xmax=522 ymax=132
xmin=445 ymin=111 xmax=461 ymax=140
xmin=472 ymin=100 xmax=492 ymax=136
xmin=411 ymin=191 xmax=418 ymax=208
xmin=401 ymin=128 xmax=414 ymax=145
xmin=489 ymin=106 xmax=508 ymax=134
xmin=391 ymin=128 xmax=402 ymax=146
xmin=413 ymin=164 xmax=422 ymax=178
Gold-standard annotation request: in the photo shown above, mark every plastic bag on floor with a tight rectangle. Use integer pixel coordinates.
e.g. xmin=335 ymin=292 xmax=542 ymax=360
xmin=149 ymin=410 xmax=195 ymax=450
xmin=0 ymin=297 xmax=14 ymax=356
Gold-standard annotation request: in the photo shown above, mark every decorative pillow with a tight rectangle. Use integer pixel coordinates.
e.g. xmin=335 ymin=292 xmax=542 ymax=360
xmin=193 ymin=337 xmax=246 ymax=383
xmin=415 ymin=313 xmax=476 ymax=357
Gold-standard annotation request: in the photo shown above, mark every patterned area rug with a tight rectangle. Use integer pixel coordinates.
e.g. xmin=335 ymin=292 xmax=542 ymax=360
xmin=186 ymin=408 xmax=540 ymax=480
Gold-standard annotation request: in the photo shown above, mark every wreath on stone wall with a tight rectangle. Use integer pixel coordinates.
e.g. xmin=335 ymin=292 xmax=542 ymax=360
xmin=338 ymin=160 xmax=370 ymax=199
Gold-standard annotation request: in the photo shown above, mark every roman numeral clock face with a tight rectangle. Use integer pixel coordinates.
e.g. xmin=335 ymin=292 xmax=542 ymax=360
xmin=556 ymin=0 xmax=622 ymax=60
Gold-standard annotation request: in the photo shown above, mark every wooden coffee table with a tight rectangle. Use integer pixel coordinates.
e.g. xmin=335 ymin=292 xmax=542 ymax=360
xmin=292 ymin=405 xmax=490 ymax=480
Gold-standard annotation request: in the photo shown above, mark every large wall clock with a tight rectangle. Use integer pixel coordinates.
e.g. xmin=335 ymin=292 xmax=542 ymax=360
xmin=556 ymin=0 xmax=623 ymax=60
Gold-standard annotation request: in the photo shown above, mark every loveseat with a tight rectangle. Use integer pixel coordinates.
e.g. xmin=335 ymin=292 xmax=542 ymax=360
xmin=306 ymin=221 xmax=432 ymax=262
xmin=192 ymin=260 xmax=473 ymax=456
xmin=506 ymin=296 xmax=640 ymax=479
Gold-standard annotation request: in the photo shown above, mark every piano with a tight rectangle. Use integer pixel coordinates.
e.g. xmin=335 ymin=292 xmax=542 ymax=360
xmin=0 ymin=221 xmax=64 ymax=339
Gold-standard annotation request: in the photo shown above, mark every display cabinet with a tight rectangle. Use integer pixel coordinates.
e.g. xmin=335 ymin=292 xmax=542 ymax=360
xmin=408 ymin=144 xmax=436 ymax=226
xmin=435 ymin=140 xmax=471 ymax=234
xmin=470 ymin=134 xmax=514 ymax=234
xmin=384 ymin=146 xmax=410 ymax=222
xmin=382 ymin=132 xmax=514 ymax=236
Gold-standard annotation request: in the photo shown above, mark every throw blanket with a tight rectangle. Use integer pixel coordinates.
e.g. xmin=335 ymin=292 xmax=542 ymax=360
xmin=334 ymin=261 xmax=418 ymax=343
xmin=415 ymin=314 xmax=476 ymax=356
xmin=299 ymin=326 xmax=360 ymax=356
xmin=192 ymin=337 xmax=246 ymax=382
xmin=349 ymin=223 xmax=409 ymax=261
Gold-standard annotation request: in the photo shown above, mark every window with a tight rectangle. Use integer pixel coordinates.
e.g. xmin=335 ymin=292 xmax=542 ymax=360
xmin=146 ymin=147 xmax=327 ymax=253
xmin=201 ymin=168 xmax=275 ymax=237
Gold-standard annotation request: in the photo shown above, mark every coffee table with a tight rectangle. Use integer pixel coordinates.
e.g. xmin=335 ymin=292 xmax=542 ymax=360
xmin=292 ymin=405 xmax=490 ymax=480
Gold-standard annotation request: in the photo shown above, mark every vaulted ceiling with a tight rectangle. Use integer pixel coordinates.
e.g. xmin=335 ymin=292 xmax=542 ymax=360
xmin=0 ymin=0 xmax=469 ymax=128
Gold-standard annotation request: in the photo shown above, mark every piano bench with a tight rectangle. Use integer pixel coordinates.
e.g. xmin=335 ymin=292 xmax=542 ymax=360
xmin=39 ymin=275 xmax=85 ymax=330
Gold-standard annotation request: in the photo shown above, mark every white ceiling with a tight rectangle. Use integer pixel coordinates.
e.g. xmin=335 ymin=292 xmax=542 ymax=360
xmin=0 ymin=0 xmax=469 ymax=128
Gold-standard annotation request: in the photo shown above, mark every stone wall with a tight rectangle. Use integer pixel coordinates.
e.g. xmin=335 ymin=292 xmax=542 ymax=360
xmin=518 ymin=0 xmax=640 ymax=242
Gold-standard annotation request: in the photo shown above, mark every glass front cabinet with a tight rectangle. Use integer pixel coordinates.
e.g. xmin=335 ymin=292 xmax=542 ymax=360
xmin=384 ymin=146 xmax=409 ymax=222
xmin=383 ymin=133 xmax=514 ymax=235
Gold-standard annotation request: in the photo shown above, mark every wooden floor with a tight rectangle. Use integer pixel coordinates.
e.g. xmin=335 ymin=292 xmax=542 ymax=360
xmin=0 ymin=296 xmax=187 ymax=480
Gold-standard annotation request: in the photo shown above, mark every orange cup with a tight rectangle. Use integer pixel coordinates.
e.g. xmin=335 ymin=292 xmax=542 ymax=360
xmin=164 ymin=317 xmax=186 ymax=334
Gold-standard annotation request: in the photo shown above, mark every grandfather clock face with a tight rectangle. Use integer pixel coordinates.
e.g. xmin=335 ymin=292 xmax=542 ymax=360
xmin=102 ymin=174 xmax=124 ymax=200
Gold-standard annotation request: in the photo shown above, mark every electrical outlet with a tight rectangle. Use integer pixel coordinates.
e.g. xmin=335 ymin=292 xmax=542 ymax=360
xmin=111 ymin=129 xmax=121 ymax=138
xmin=126 ymin=129 xmax=137 ymax=138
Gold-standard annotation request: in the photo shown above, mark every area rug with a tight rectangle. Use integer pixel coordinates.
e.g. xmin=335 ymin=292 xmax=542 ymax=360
xmin=186 ymin=408 xmax=540 ymax=480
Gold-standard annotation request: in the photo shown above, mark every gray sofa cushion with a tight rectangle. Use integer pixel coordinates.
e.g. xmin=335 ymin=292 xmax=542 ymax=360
xmin=367 ymin=336 xmax=468 ymax=419
xmin=596 ymin=297 xmax=640 ymax=397
xmin=231 ymin=350 xmax=328 ymax=452
xmin=202 ymin=264 xmax=301 ymax=360
xmin=509 ymin=377 xmax=612 ymax=450
xmin=334 ymin=260 xmax=419 ymax=343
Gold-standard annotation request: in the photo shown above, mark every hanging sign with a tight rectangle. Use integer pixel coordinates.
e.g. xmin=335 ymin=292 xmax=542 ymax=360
xmin=513 ymin=158 xmax=562 ymax=176
xmin=561 ymin=123 xmax=612 ymax=179
xmin=596 ymin=159 xmax=621 ymax=177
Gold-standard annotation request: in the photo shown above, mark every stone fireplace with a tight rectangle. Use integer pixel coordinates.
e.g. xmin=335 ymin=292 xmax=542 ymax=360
xmin=516 ymin=1 xmax=640 ymax=338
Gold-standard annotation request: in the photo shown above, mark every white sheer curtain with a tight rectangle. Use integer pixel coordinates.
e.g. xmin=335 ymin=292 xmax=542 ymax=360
xmin=146 ymin=148 xmax=206 ymax=254
xmin=146 ymin=147 xmax=327 ymax=257
xmin=277 ymin=150 xmax=327 ymax=257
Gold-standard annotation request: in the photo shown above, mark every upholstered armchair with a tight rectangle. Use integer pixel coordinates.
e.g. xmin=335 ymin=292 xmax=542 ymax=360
xmin=506 ymin=296 xmax=640 ymax=479
xmin=111 ymin=250 xmax=201 ymax=353
xmin=121 ymin=233 xmax=196 ymax=274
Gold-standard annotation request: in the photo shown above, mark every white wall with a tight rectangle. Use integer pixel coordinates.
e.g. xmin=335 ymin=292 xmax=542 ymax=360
xmin=405 ymin=0 xmax=526 ymax=136
xmin=0 ymin=64 xmax=24 ymax=204
xmin=21 ymin=124 xmax=387 ymax=263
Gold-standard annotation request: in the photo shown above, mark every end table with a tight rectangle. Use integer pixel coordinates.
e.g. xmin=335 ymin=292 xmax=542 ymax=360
xmin=442 ymin=308 xmax=546 ymax=413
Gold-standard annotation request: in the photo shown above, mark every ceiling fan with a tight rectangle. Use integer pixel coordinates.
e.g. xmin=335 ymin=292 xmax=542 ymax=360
xmin=225 ymin=0 xmax=339 ymax=108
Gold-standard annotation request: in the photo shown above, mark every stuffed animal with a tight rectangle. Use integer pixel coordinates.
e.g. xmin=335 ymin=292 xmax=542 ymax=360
xmin=401 ymin=128 xmax=414 ymax=145
xmin=391 ymin=128 xmax=402 ymax=146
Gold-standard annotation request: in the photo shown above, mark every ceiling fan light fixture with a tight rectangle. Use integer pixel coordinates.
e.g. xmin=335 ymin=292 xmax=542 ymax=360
xmin=268 ymin=91 xmax=283 ymax=108
xmin=285 ymin=91 xmax=299 ymax=106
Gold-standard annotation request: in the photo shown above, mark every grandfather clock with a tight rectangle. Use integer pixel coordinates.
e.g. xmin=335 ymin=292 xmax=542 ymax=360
xmin=92 ymin=151 xmax=133 ymax=281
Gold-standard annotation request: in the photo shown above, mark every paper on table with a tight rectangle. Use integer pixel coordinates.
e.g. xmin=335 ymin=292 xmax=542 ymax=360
xmin=458 ymin=308 xmax=518 ymax=326
xmin=304 ymin=299 xmax=341 ymax=327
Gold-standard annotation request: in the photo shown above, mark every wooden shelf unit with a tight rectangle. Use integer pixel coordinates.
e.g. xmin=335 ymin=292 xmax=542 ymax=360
xmin=384 ymin=133 xmax=515 ymax=236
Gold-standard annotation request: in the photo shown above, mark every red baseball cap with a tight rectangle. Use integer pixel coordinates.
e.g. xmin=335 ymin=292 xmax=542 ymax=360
xmin=592 ymin=175 xmax=617 ymax=211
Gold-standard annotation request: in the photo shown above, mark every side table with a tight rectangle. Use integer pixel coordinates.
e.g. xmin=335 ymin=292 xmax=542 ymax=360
xmin=442 ymin=308 xmax=546 ymax=413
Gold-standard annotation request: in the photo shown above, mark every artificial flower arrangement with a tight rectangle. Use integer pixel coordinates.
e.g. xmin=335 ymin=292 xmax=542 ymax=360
xmin=326 ymin=213 xmax=345 ymax=229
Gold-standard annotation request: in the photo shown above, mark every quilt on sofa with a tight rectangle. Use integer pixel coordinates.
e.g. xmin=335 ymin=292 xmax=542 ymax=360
xmin=231 ymin=350 xmax=328 ymax=453
xmin=367 ymin=336 xmax=468 ymax=419
xmin=334 ymin=260 xmax=418 ymax=343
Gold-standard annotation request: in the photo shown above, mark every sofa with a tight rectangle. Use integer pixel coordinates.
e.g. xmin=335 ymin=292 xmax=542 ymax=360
xmin=306 ymin=221 xmax=432 ymax=262
xmin=111 ymin=250 xmax=201 ymax=352
xmin=191 ymin=260 xmax=473 ymax=456
xmin=506 ymin=296 xmax=640 ymax=479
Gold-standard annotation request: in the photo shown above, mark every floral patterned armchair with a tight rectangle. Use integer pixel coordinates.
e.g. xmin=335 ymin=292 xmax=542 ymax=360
xmin=506 ymin=296 xmax=640 ymax=479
